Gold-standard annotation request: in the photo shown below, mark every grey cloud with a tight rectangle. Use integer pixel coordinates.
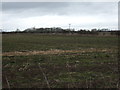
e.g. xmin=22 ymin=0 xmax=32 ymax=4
xmin=2 ymin=2 xmax=117 ymax=18
xmin=67 ymin=2 xmax=117 ymax=15
xmin=2 ymin=2 xmax=69 ymax=11
xmin=2 ymin=2 xmax=70 ymax=17
xmin=2 ymin=2 xmax=117 ymax=16
xmin=2 ymin=2 xmax=118 ymax=31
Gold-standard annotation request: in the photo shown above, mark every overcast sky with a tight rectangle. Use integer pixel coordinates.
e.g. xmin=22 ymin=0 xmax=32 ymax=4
xmin=2 ymin=2 xmax=118 ymax=31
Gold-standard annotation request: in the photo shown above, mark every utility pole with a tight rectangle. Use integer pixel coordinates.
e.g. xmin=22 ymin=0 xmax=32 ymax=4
xmin=69 ymin=24 xmax=71 ymax=30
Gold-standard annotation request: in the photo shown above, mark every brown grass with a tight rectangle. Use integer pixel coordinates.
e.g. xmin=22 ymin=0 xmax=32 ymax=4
xmin=2 ymin=48 xmax=114 ymax=56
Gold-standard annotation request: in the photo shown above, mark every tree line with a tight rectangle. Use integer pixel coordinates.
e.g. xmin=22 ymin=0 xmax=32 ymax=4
xmin=2 ymin=27 xmax=119 ymax=36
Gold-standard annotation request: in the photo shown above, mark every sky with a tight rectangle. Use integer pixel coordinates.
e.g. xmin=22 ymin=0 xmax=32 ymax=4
xmin=1 ymin=2 xmax=118 ymax=31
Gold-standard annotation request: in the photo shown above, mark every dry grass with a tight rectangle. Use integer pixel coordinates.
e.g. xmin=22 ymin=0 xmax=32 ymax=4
xmin=2 ymin=48 xmax=114 ymax=56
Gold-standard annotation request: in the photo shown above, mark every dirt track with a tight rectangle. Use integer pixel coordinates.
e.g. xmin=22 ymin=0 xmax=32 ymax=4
xmin=2 ymin=48 xmax=115 ymax=56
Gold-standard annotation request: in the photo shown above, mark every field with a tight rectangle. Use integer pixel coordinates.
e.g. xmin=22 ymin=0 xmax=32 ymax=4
xmin=2 ymin=34 xmax=119 ymax=88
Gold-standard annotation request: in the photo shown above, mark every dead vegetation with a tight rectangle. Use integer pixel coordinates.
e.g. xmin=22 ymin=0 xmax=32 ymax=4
xmin=2 ymin=48 xmax=115 ymax=56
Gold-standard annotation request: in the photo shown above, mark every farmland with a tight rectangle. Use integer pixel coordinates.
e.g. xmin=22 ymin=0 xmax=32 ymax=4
xmin=2 ymin=34 xmax=119 ymax=88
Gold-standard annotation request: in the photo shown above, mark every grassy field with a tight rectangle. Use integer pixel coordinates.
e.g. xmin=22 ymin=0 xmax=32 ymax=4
xmin=2 ymin=34 xmax=119 ymax=88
